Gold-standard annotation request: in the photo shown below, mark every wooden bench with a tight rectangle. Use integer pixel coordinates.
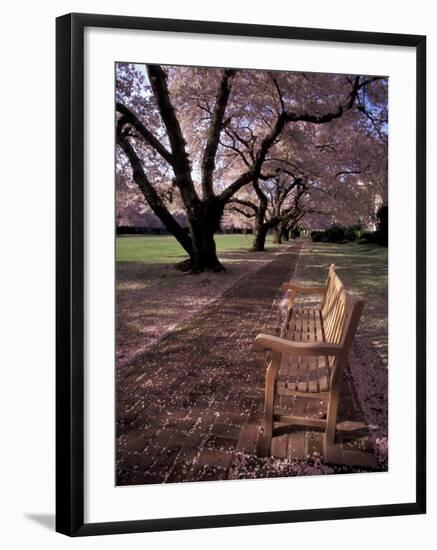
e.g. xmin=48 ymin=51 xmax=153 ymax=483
xmin=253 ymin=264 xmax=364 ymax=457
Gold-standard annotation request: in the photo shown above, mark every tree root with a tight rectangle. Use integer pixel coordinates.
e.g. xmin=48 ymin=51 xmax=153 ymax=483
xmin=174 ymin=259 xmax=226 ymax=274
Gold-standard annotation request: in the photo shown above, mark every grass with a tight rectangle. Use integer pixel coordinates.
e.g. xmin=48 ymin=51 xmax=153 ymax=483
xmin=294 ymin=240 xmax=388 ymax=366
xmin=295 ymin=241 xmax=387 ymax=291
xmin=116 ymin=234 xmax=279 ymax=263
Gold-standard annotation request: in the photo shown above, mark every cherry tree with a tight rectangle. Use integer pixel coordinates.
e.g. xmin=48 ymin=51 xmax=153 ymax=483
xmin=228 ymin=171 xmax=309 ymax=250
xmin=116 ymin=63 xmax=384 ymax=271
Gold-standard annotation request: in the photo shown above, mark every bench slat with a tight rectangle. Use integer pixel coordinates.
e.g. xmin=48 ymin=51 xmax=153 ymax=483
xmin=276 ymin=273 xmax=349 ymax=398
xmin=278 ymin=305 xmax=332 ymax=395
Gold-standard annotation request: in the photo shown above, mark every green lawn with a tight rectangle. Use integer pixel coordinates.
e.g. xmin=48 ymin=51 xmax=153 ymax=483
xmin=294 ymin=241 xmax=387 ymax=292
xmin=116 ymin=234 xmax=279 ymax=263
xmin=293 ymin=240 xmax=388 ymax=366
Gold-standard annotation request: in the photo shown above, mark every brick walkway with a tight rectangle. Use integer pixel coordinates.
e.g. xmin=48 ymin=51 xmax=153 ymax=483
xmin=116 ymin=243 xmax=301 ymax=484
xmin=116 ymin=241 xmax=378 ymax=486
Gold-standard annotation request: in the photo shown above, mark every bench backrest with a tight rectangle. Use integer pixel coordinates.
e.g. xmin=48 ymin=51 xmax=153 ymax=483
xmin=321 ymin=265 xmax=364 ymax=354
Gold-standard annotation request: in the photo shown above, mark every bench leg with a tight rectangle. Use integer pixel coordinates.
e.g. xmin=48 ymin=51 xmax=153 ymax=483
xmin=325 ymin=389 xmax=340 ymax=446
xmin=287 ymin=289 xmax=297 ymax=310
xmin=258 ymin=351 xmax=282 ymax=457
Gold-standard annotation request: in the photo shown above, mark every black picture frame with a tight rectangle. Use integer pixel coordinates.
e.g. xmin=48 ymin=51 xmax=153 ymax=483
xmin=56 ymin=12 xmax=426 ymax=537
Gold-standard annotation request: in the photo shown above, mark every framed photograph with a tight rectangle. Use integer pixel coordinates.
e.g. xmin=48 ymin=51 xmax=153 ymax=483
xmin=56 ymin=12 xmax=426 ymax=536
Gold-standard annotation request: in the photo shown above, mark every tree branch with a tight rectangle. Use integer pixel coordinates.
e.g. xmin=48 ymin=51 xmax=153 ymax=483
xmin=253 ymin=113 xmax=287 ymax=176
xmin=117 ymin=134 xmax=193 ymax=255
xmin=272 ymin=78 xmax=285 ymax=112
xmin=283 ymin=75 xmax=362 ymax=124
xmin=228 ymin=198 xmax=259 ymax=213
xmin=147 ymin=65 xmax=199 ymax=211
xmin=225 ymin=128 xmax=255 ymax=161
xmin=229 ymin=206 xmax=256 ymax=219
xmin=259 ymin=172 xmax=280 ymax=180
xmin=201 ymin=69 xmax=235 ymax=199
xmin=218 ymin=75 xmax=369 ymax=206
xmin=220 ymin=132 xmax=251 ymax=167
xmin=116 ymin=103 xmax=173 ymax=165
xmin=335 ymin=166 xmax=369 ymax=179
xmin=218 ymin=171 xmax=254 ymax=204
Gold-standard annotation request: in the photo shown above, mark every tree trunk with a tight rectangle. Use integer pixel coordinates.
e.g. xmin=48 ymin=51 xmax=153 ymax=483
xmin=251 ymin=202 xmax=269 ymax=251
xmin=188 ymin=224 xmax=223 ymax=272
xmin=252 ymin=224 xmax=269 ymax=251
xmin=182 ymin=201 xmax=225 ymax=272
xmin=252 ymin=219 xmax=269 ymax=252
xmin=273 ymin=227 xmax=282 ymax=244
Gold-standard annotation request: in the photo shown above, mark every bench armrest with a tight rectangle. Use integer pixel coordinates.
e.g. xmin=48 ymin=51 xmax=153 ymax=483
xmin=253 ymin=333 xmax=342 ymax=356
xmin=281 ymin=282 xmax=326 ymax=295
